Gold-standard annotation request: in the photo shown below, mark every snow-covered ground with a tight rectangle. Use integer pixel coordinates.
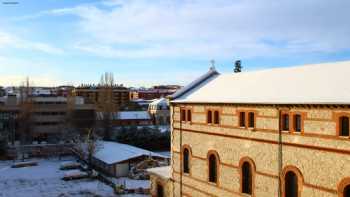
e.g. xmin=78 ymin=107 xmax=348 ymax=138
xmin=0 ymin=158 xmax=149 ymax=197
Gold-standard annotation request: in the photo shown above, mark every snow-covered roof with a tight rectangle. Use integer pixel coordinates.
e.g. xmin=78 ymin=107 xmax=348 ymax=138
xmin=117 ymin=111 xmax=151 ymax=120
xmin=169 ymin=66 xmax=219 ymax=100
xmin=172 ymin=61 xmax=350 ymax=105
xmin=94 ymin=141 xmax=167 ymax=165
xmin=149 ymin=98 xmax=168 ymax=107
xmin=96 ymin=111 xmax=151 ymax=120
xmin=147 ymin=166 xmax=171 ymax=179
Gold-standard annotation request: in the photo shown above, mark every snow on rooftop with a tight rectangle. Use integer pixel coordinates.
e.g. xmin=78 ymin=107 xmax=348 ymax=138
xmin=172 ymin=61 xmax=350 ymax=105
xmin=117 ymin=111 xmax=151 ymax=120
xmin=169 ymin=66 xmax=219 ymax=100
xmin=149 ymin=98 xmax=167 ymax=105
xmin=147 ymin=166 xmax=171 ymax=179
xmin=96 ymin=111 xmax=151 ymax=120
xmin=94 ymin=141 xmax=167 ymax=165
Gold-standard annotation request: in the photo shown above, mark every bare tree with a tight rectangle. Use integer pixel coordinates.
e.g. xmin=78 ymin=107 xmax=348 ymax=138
xmin=16 ymin=77 xmax=33 ymax=161
xmin=98 ymin=72 xmax=117 ymax=141
xmin=18 ymin=77 xmax=33 ymax=144
xmin=74 ymin=128 xmax=102 ymax=172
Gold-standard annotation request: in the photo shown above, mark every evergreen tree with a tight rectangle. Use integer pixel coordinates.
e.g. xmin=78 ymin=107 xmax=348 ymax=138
xmin=234 ymin=60 xmax=242 ymax=73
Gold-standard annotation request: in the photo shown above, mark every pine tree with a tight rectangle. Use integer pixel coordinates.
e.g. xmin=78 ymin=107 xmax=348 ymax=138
xmin=234 ymin=60 xmax=242 ymax=73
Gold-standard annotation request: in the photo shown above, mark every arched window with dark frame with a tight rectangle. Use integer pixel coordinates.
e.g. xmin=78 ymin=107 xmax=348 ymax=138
xmin=285 ymin=171 xmax=298 ymax=197
xmin=187 ymin=110 xmax=192 ymax=122
xmin=207 ymin=110 xmax=212 ymax=124
xmin=208 ymin=154 xmax=218 ymax=183
xmin=156 ymin=183 xmax=164 ymax=197
xmin=282 ymin=114 xmax=290 ymax=131
xmin=242 ymin=162 xmax=252 ymax=194
xmin=183 ymin=148 xmax=190 ymax=174
xmin=240 ymin=112 xmax=246 ymax=127
xmin=293 ymin=114 xmax=302 ymax=132
xmin=180 ymin=109 xmax=186 ymax=121
xmin=344 ymin=184 xmax=350 ymax=197
xmin=214 ymin=111 xmax=220 ymax=124
xmin=248 ymin=112 xmax=255 ymax=128
xmin=340 ymin=116 xmax=349 ymax=136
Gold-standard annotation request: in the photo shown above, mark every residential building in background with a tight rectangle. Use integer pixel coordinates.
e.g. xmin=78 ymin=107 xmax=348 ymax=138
xmin=0 ymin=95 xmax=95 ymax=143
xmin=130 ymin=85 xmax=181 ymax=100
xmin=0 ymin=87 xmax=5 ymax=97
xmin=148 ymin=98 xmax=170 ymax=125
xmin=74 ymin=85 xmax=130 ymax=108
xmin=149 ymin=61 xmax=350 ymax=197
xmin=97 ymin=111 xmax=152 ymax=127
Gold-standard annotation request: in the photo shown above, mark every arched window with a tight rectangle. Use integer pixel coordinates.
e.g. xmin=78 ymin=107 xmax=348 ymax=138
xmin=293 ymin=114 xmax=302 ymax=132
xmin=207 ymin=110 xmax=212 ymax=124
xmin=282 ymin=114 xmax=289 ymax=131
xmin=180 ymin=109 xmax=186 ymax=121
xmin=208 ymin=153 xmax=218 ymax=183
xmin=242 ymin=162 xmax=252 ymax=194
xmin=344 ymin=185 xmax=350 ymax=197
xmin=239 ymin=112 xmax=246 ymax=127
xmin=157 ymin=183 xmax=164 ymax=197
xmin=214 ymin=111 xmax=220 ymax=124
xmin=183 ymin=148 xmax=190 ymax=173
xmin=187 ymin=110 xmax=192 ymax=122
xmin=340 ymin=116 xmax=349 ymax=136
xmin=248 ymin=112 xmax=255 ymax=128
xmin=285 ymin=171 xmax=298 ymax=197
xmin=337 ymin=177 xmax=350 ymax=197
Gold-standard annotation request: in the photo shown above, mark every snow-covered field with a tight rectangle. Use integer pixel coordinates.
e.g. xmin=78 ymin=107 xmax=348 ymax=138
xmin=0 ymin=158 xmax=148 ymax=197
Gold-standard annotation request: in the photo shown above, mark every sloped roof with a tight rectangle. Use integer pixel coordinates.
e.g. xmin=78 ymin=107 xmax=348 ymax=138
xmin=117 ymin=111 xmax=151 ymax=120
xmin=96 ymin=111 xmax=151 ymax=120
xmin=149 ymin=98 xmax=168 ymax=107
xmin=169 ymin=67 xmax=219 ymax=100
xmin=94 ymin=141 xmax=167 ymax=165
xmin=172 ymin=61 xmax=350 ymax=105
xmin=147 ymin=166 xmax=171 ymax=179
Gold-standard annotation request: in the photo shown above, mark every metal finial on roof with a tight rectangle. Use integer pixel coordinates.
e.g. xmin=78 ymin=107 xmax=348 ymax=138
xmin=209 ymin=59 xmax=216 ymax=71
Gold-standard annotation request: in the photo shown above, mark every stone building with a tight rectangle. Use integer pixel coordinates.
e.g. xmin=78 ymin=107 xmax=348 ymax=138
xmin=149 ymin=61 xmax=350 ymax=197
xmin=149 ymin=98 xmax=170 ymax=125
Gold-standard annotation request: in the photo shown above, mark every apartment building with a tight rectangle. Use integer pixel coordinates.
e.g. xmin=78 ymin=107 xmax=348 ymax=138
xmin=149 ymin=61 xmax=350 ymax=197
xmin=130 ymin=85 xmax=180 ymax=100
xmin=0 ymin=95 xmax=95 ymax=143
xmin=74 ymin=85 xmax=130 ymax=109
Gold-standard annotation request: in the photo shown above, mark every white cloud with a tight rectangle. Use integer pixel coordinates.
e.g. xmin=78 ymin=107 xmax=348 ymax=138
xmin=0 ymin=56 xmax=65 ymax=86
xmin=47 ymin=0 xmax=350 ymax=59
xmin=0 ymin=31 xmax=64 ymax=55
xmin=0 ymin=75 xmax=62 ymax=87
xmin=5 ymin=0 xmax=350 ymax=60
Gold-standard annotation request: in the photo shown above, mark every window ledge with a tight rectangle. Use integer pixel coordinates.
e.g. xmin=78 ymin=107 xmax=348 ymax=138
xmin=183 ymin=173 xmax=190 ymax=176
xmin=207 ymin=181 xmax=218 ymax=186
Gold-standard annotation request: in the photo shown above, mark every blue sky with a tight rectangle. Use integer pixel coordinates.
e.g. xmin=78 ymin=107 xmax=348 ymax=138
xmin=0 ymin=0 xmax=350 ymax=87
